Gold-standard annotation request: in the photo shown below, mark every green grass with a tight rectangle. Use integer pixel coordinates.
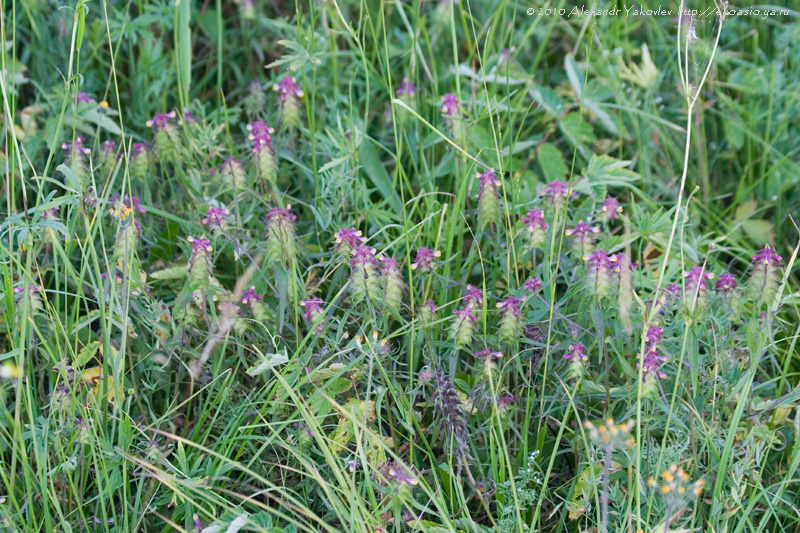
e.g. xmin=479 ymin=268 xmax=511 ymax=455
xmin=1 ymin=0 xmax=799 ymax=531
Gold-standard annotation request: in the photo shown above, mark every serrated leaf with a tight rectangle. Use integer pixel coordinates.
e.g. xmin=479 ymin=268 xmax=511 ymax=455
xmin=583 ymin=154 xmax=640 ymax=185
xmin=75 ymin=341 xmax=100 ymax=367
xmin=246 ymin=352 xmax=289 ymax=376
xmin=528 ymin=84 xmax=567 ymax=116
xmin=149 ymin=265 xmax=187 ymax=280
xmin=559 ymin=112 xmax=596 ymax=148
xmin=538 ymin=143 xmax=568 ymax=182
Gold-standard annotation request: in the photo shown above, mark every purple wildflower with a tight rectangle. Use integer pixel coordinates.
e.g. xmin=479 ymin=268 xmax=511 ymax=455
xmin=684 ymin=266 xmax=714 ymax=312
xmin=564 ymin=342 xmax=588 ymax=361
xmin=475 ymin=347 xmax=503 ymax=358
xmin=334 ymin=228 xmax=366 ymax=254
xmin=273 ymin=76 xmax=304 ymax=128
xmin=395 ymin=77 xmax=417 ymax=97
xmin=300 ymin=297 xmax=326 ymax=333
xmin=477 ymin=168 xmax=502 ymax=228
xmin=497 ymin=296 xmax=523 ymax=343
xmin=349 ymin=245 xmax=380 ymax=303
xmin=465 ymin=285 xmax=484 ymax=306
xmin=523 ymin=277 xmax=542 ymax=294
xmin=146 ymin=112 xmax=177 ymax=131
xmin=600 ymin=196 xmax=623 ymax=222
xmin=496 ymin=296 xmax=522 ymax=316
xmin=100 ymin=140 xmax=116 ymax=159
xmin=73 ymin=92 xmax=95 ymax=104
xmin=746 ymin=246 xmax=783 ymax=307
xmin=583 ymin=249 xmax=617 ymax=299
xmin=240 ymin=286 xmax=263 ymax=305
xmin=521 ymin=208 xmax=548 ymax=248
xmin=41 ymin=206 xmax=60 ymax=220
xmin=714 ymin=273 xmax=737 ymax=296
xmin=566 ymin=221 xmax=600 ymax=257
xmin=265 ymin=206 xmax=298 ymax=264
xmin=440 ymin=94 xmax=460 ymax=116
xmin=202 ymin=206 xmax=230 ymax=231
xmin=539 ymin=180 xmax=574 ymax=208
xmin=411 ymin=247 xmax=441 ymax=272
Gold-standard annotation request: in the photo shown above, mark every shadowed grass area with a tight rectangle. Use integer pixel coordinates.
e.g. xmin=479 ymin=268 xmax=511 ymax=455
xmin=1 ymin=0 xmax=799 ymax=531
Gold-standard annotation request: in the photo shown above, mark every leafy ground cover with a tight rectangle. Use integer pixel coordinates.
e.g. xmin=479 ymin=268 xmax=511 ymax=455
xmin=1 ymin=0 xmax=799 ymax=531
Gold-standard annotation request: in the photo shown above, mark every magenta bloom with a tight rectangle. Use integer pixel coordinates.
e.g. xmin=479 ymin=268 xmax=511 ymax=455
xmin=395 ymin=77 xmax=417 ymax=97
xmin=440 ymin=94 xmax=460 ymax=117
xmin=273 ymin=76 xmax=304 ymax=102
xmin=566 ymin=221 xmax=600 ymax=239
xmin=202 ymin=206 xmax=230 ymax=230
xmin=188 ymin=236 xmax=212 ymax=255
xmin=539 ymin=180 xmax=573 ymax=207
xmin=521 ymin=208 xmax=548 ymax=232
xmin=496 ymin=296 xmax=522 ymax=316
xmin=645 ymin=325 xmax=663 ymax=345
xmin=101 ymin=140 xmax=116 ymax=157
xmin=411 ymin=247 xmax=441 ymax=272
xmin=379 ymin=255 xmax=401 ymax=274
xmin=600 ymin=196 xmax=623 ymax=221
xmin=714 ymin=273 xmax=737 ymax=295
xmin=266 ymin=206 xmax=297 ymax=225
xmin=247 ymin=120 xmax=275 ymax=139
xmin=453 ymin=303 xmax=478 ymax=322
xmin=752 ymin=246 xmax=782 ymax=267
xmin=13 ymin=283 xmax=43 ymax=295
xmin=684 ymin=266 xmax=714 ymax=295
xmin=41 ymin=206 xmax=60 ymax=220
xmin=640 ymin=351 xmax=668 ymax=380
xmin=146 ymin=111 xmax=177 ymax=130
xmin=667 ymin=283 xmax=682 ymax=299
xmin=334 ymin=228 xmax=365 ymax=253
xmin=180 ymin=109 xmax=199 ymax=124
xmin=523 ymin=277 xmax=542 ymax=294
xmin=73 ymin=92 xmax=95 ymax=104
xmin=350 ymin=245 xmax=378 ymax=267
xmin=584 ymin=249 xmax=617 ymax=298
xmin=61 ymin=136 xmax=90 ymax=157
xmin=425 ymin=299 xmax=436 ymax=313
xmin=240 ymin=286 xmax=263 ymax=305
xmin=299 ymin=297 xmax=324 ymax=319
xmin=474 ymin=347 xmax=503 ymax=358
xmin=465 ymin=285 xmax=484 ymax=306
xmin=497 ymin=395 xmax=515 ymax=406
xmin=132 ymin=143 xmax=148 ymax=157
xmin=564 ymin=342 xmax=587 ymax=361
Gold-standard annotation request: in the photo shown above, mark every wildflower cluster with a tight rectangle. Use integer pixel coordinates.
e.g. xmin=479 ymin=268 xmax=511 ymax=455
xmin=247 ymin=120 xmax=277 ymax=185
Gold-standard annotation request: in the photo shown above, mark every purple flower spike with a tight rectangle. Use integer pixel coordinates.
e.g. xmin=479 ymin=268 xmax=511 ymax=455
xmin=640 ymin=351 xmax=668 ymax=380
xmin=299 ymin=297 xmax=324 ymax=319
xmin=453 ymin=303 xmax=478 ymax=322
xmin=146 ymin=111 xmax=177 ymax=130
xmin=273 ymin=76 xmax=304 ymax=102
xmin=395 ymin=77 xmax=417 ymax=97
xmin=132 ymin=143 xmax=148 ymax=157
xmin=539 ymin=180 xmax=574 ymax=207
xmin=523 ymin=277 xmax=542 ymax=294
xmin=61 ymin=136 xmax=90 ymax=156
xmin=714 ymin=273 xmax=737 ymax=295
xmin=266 ymin=206 xmax=297 ymax=224
xmin=180 ymin=109 xmax=199 ymax=124
xmin=379 ymin=255 xmax=401 ymax=274
xmin=188 ymin=236 xmax=212 ymax=255
xmin=465 ymin=285 xmax=484 ymax=306
xmin=350 ymin=245 xmax=378 ymax=267
xmin=752 ymin=246 xmax=782 ymax=266
xmin=240 ymin=286 xmax=263 ymax=305
xmin=645 ymin=325 xmax=663 ymax=345
xmin=202 ymin=206 xmax=230 ymax=230
xmin=73 ymin=92 xmax=95 ymax=104
xmin=101 ymin=140 xmax=116 ymax=157
xmin=684 ymin=266 xmax=714 ymax=299
xmin=42 ymin=206 xmax=61 ymax=220
xmin=247 ymin=120 xmax=275 ymax=139
xmin=521 ymin=208 xmax=548 ymax=231
xmin=334 ymin=228 xmax=366 ymax=253
xmin=440 ymin=94 xmax=460 ymax=116
xmin=564 ymin=342 xmax=587 ymax=361
xmin=474 ymin=347 xmax=503 ymax=358
xmin=600 ymin=196 xmax=623 ymax=221
xmin=566 ymin=221 xmax=600 ymax=238
xmin=496 ymin=296 xmax=522 ymax=316
xmin=411 ymin=247 xmax=441 ymax=272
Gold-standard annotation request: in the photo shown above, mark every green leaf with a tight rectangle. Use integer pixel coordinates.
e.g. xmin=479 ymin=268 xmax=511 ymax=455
xmin=582 ymin=154 xmax=640 ymax=186
xmin=538 ymin=143 xmax=568 ymax=182
xmin=83 ymin=108 xmax=122 ymax=136
xmin=149 ymin=265 xmax=187 ymax=280
xmin=246 ymin=352 xmax=289 ymax=376
xmin=75 ymin=341 xmax=100 ymax=367
xmin=360 ymin=140 xmax=402 ymax=214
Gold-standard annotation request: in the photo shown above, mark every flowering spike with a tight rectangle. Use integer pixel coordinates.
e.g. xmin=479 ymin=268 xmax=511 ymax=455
xmin=523 ymin=277 xmax=542 ymax=294
xmin=476 ymin=169 xmax=502 ymax=229
xmin=349 ymin=245 xmax=380 ymax=305
xmin=62 ymin=136 xmax=91 ymax=185
xmin=334 ymin=228 xmax=365 ymax=256
xmin=521 ymin=208 xmax=548 ymax=249
xmin=451 ymin=302 xmax=478 ymax=351
xmin=380 ymin=256 xmax=405 ymax=315
xmin=539 ymin=180 xmax=574 ymax=209
xmin=187 ymin=236 xmax=213 ymax=306
xmin=218 ymin=157 xmax=248 ymax=190
xmin=300 ymin=297 xmax=326 ymax=334
xmin=248 ymin=121 xmax=277 ymax=184
xmin=497 ymin=296 xmax=523 ymax=343
xmin=584 ymin=250 xmax=617 ymax=299
xmin=683 ymin=266 xmax=714 ymax=314
xmin=273 ymin=76 xmax=304 ymax=129
xmin=563 ymin=342 xmax=587 ymax=381
xmin=202 ymin=207 xmax=230 ymax=232
xmin=147 ymin=111 xmax=181 ymax=162
xmin=566 ymin=221 xmax=600 ymax=258
xmin=411 ymin=247 xmax=440 ymax=272
xmin=600 ymin=196 xmax=623 ymax=222
xmin=241 ymin=286 xmax=270 ymax=323
xmin=265 ymin=206 xmax=298 ymax=266
xmin=616 ymin=252 xmax=635 ymax=334
xmin=129 ymin=143 xmax=152 ymax=181
xmin=395 ymin=77 xmax=417 ymax=98
xmin=746 ymin=246 xmax=782 ymax=308
xmin=440 ymin=94 xmax=462 ymax=139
